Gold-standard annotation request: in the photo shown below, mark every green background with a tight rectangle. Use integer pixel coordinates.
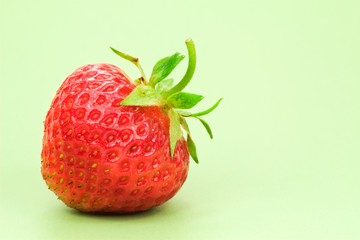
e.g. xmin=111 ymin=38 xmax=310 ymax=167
xmin=1 ymin=0 xmax=360 ymax=239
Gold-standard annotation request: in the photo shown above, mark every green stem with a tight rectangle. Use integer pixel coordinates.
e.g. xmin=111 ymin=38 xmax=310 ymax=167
xmin=163 ymin=38 xmax=196 ymax=98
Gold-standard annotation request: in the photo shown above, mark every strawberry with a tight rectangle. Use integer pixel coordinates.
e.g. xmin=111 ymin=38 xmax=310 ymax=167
xmin=41 ymin=38 xmax=222 ymax=213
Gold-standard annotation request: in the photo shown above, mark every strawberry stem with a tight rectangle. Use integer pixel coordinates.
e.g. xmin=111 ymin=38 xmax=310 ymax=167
xmin=163 ymin=38 xmax=196 ymax=98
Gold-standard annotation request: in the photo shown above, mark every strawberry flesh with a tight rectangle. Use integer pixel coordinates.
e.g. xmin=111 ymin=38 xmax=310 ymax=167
xmin=41 ymin=63 xmax=189 ymax=213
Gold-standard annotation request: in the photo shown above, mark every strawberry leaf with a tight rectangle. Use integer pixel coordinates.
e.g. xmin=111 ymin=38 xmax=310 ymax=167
xmin=179 ymin=116 xmax=190 ymax=134
xmin=180 ymin=117 xmax=199 ymax=163
xmin=187 ymin=134 xmax=199 ymax=164
xmin=167 ymin=92 xmax=204 ymax=109
xmin=156 ymin=78 xmax=174 ymax=93
xmin=194 ymin=117 xmax=213 ymax=139
xmin=191 ymin=98 xmax=223 ymax=117
xmin=121 ymin=85 xmax=164 ymax=106
xmin=110 ymin=47 xmax=147 ymax=82
xmin=110 ymin=47 xmax=138 ymax=63
xmin=149 ymin=53 xmax=185 ymax=87
xmin=177 ymin=110 xmax=192 ymax=117
xmin=169 ymin=109 xmax=182 ymax=157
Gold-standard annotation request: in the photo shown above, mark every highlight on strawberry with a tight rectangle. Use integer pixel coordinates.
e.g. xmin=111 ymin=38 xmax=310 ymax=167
xmin=41 ymin=38 xmax=222 ymax=213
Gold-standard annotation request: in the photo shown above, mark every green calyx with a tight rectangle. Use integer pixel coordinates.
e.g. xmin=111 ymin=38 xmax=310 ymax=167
xmin=110 ymin=38 xmax=222 ymax=164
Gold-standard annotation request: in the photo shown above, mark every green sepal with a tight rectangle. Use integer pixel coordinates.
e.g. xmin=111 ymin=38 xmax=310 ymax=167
xmin=156 ymin=78 xmax=174 ymax=93
xmin=169 ymin=109 xmax=182 ymax=157
xmin=194 ymin=117 xmax=213 ymax=139
xmin=149 ymin=53 xmax=185 ymax=87
xmin=167 ymin=92 xmax=204 ymax=109
xmin=179 ymin=116 xmax=190 ymax=134
xmin=180 ymin=116 xmax=199 ymax=163
xmin=177 ymin=110 xmax=191 ymax=117
xmin=191 ymin=98 xmax=223 ymax=117
xmin=110 ymin=47 xmax=138 ymax=63
xmin=121 ymin=85 xmax=164 ymax=106
xmin=110 ymin=47 xmax=147 ymax=82
xmin=187 ymin=134 xmax=199 ymax=164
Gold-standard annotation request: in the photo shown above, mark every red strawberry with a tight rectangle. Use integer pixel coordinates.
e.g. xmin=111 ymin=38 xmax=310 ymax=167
xmin=41 ymin=38 xmax=222 ymax=213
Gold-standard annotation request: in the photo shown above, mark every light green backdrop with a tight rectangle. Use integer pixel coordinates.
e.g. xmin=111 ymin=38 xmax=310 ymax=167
xmin=1 ymin=0 xmax=360 ymax=239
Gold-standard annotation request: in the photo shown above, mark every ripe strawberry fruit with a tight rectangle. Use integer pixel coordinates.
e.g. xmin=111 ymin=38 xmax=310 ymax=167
xmin=41 ymin=38 xmax=222 ymax=213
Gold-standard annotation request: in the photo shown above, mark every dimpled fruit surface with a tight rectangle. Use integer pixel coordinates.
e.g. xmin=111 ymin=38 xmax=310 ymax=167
xmin=41 ymin=63 xmax=190 ymax=213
